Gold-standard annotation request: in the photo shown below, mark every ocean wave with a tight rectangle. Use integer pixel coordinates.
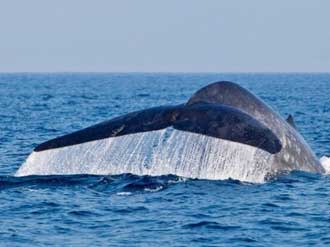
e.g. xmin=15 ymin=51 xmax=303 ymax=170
xmin=0 ymin=173 xmax=185 ymax=194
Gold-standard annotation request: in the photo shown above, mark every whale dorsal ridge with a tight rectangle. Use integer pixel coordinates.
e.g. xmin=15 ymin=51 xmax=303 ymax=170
xmin=286 ymin=114 xmax=297 ymax=129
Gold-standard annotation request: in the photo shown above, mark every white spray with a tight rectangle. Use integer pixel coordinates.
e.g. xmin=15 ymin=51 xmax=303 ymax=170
xmin=16 ymin=128 xmax=273 ymax=183
xmin=320 ymin=156 xmax=330 ymax=174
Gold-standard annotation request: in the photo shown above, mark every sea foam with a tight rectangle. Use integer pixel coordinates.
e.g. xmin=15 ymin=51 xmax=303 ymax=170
xmin=320 ymin=156 xmax=330 ymax=174
xmin=15 ymin=128 xmax=273 ymax=183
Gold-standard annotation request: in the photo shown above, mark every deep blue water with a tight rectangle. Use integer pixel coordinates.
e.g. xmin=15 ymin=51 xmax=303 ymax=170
xmin=0 ymin=73 xmax=330 ymax=246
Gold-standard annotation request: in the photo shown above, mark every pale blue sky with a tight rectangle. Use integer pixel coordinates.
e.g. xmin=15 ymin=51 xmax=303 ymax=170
xmin=0 ymin=0 xmax=329 ymax=72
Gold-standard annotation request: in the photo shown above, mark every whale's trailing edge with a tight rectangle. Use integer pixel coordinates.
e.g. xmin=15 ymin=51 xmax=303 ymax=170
xmin=17 ymin=81 xmax=325 ymax=181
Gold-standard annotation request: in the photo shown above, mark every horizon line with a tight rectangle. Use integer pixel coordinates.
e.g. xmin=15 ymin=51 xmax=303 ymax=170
xmin=0 ymin=71 xmax=330 ymax=74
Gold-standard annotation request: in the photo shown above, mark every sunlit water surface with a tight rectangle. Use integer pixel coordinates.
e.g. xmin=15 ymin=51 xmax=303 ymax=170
xmin=1 ymin=73 xmax=330 ymax=246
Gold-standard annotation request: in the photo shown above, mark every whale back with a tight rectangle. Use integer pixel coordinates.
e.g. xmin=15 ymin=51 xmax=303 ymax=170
xmin=187 ymin=81 xmax=276 ymax=128
xmin=188 ymin=81 xmax=323 ymax=173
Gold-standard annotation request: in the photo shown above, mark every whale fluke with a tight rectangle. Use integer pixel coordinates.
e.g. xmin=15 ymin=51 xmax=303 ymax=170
xmin=17 ymin=81 xmax=324 ymax=181
xmin=34 ymin=103 xmax=281 ymax=154
xmin=34 ymin=105 xmax=178 ymax=152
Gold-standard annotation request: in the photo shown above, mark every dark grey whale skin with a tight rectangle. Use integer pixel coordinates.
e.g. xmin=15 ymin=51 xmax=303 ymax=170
xmin=188 ymin=81 xmax=324 ymax=174
xmin=35 ymin=103 xmax=281 ymax=154
xmin=34 ymin=81 xmax=324 ymax=174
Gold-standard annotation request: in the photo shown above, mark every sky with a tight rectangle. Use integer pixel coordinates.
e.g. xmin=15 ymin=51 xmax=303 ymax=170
xmin=0 ymin=0 xmax=329 ymax=72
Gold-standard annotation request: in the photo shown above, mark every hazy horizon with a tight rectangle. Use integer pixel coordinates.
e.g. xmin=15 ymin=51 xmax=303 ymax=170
xmin=1 ymin=0 xmax=329 ymax=73
xmin=1 ymin=72 xmax=330 ymax=74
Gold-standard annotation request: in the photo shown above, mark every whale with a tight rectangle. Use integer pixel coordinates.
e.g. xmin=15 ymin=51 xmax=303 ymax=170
xmin=15 ymin=81 xmax=325 ymax=182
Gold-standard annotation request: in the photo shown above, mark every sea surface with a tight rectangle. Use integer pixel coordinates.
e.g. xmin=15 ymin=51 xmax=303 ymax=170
xmin=0 ymin=73 xmax=330 ymax=246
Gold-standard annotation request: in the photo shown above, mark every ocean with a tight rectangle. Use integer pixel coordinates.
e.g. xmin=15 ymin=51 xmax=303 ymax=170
xmin=0 ymin=73 xmax=329 ymax=246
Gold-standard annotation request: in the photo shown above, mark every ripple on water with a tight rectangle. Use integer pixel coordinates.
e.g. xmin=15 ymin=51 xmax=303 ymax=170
xmin=1 ymin=73 xmax=330 ymax=246
xmin=183 ymin=221 xmax=241 ymax=231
